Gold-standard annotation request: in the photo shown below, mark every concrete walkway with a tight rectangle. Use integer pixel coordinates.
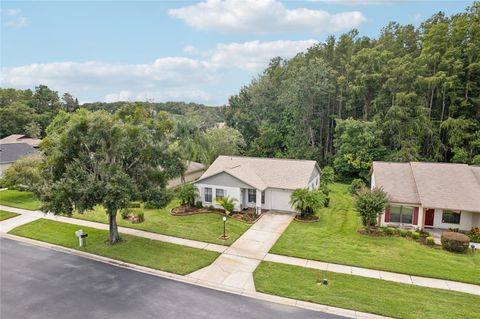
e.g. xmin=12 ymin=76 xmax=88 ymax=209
xmin=1 ymin=205 xmax=479 ymax=296
xmin=187 ymin=211 xmax=295 ymax=291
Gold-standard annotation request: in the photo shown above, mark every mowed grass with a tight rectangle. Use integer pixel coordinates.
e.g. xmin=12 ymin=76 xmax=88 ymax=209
xmin=9 ymin=219 xmax=219 ymax=275
xmin=271 ymin=183 xmax=480 ymax=285
xmin=0 ymin=190 xmax=42 ymax=210
xmin=0 ymin=210 xmax=19 ymax=221
xmin=254 ymin=262 xmax=480 ymax=319
xmin=71 ymin=200 xmax=251 ymax=246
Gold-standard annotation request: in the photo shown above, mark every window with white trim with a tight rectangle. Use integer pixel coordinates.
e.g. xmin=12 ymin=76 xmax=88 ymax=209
xmin=204 ymin=187 xmax=212 ymax=202
xmin=248 ymin=189 xmax=256 ymax=202
xmin=216 ymin=188 xmax=225 ymax=200
xmin=390 ymin=205 xmax=413 ymax=224
xmin=442 ymin=210 xmax=461 ymax=224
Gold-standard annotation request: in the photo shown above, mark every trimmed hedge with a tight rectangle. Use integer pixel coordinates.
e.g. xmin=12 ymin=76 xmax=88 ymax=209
xmin=441 ymin=231 xmax=469 ymax=253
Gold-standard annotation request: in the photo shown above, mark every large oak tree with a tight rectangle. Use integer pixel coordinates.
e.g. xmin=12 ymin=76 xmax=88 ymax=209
xmin=38 ymin=107 xmax=184 ymax=244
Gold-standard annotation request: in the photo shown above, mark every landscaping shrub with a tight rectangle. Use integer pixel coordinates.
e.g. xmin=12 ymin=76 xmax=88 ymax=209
xmin=394 ymin=228 xmax=401 ymax=236
xmin=412 ymin=232 xmax=420 ymax=241
xmin=441 ymin=232 xmax=470 ymax=253
xmin=176 ymin=184 xmax=198 ymax=207
xmin=383 ymin=227 xmax=395 ymax=236
xmin=468 ymin=227 xmax=480 ymax=243
xmin=426 ymin=236 xmax=435 ymax=246
xmin=128 ymin=201 xmax=142 ymax=208
xmin=406 ymin=230 xmax=413 ymax=238
xmin=400 ymin=229 xmax=408 ymax=237
xmin=195 ymin=201 xmax=203 ymax=208
xmin=134 ymin=211 xmax=145 ymax=223
xmin=121 ymin=208 xmax=133 ymax=219
xmin=349 ymin=178 xmax=367 ymax=195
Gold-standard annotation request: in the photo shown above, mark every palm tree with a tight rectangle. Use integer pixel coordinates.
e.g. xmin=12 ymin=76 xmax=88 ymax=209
xmin=289 ymin=188 xmax=310 ymax=217
xmin=215 ymin=196 xmax=237 ymax=215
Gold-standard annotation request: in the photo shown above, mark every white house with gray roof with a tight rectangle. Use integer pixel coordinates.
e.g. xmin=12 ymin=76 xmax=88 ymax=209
xmin=195 ymin=156 xmax=321 ymax=214
xmin=371 ymin=161 xmax=480 ymax=231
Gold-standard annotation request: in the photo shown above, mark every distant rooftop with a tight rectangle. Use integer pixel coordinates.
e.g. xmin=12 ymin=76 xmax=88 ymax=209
xmin=0 ymin=143 xmax=38 ymax=164
xmin=0 ymin=134 xmax=41 ymax=148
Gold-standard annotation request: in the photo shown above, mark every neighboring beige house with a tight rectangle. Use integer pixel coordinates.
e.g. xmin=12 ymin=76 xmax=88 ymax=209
xmin=195 ymin=155 xmax=321 ymax=214
xmin=371 ymin=161 xmax=480 ymax=231
xmin=0 ymin=134 xmax=41 ymax=148
xmin=167 ymin=161 xmax=205 ymax=188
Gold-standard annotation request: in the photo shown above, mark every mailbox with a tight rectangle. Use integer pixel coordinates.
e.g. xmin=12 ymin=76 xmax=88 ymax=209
xmin=75 ymin=230 xmax=88 ymax=247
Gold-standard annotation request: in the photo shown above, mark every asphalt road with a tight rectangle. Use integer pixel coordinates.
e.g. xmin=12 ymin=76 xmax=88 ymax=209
xmin=0 ymin=238 xmax=346 ymax=319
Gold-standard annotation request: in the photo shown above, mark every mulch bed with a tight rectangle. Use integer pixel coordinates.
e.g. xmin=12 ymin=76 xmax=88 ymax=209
xmin=294 ymin=215 xmax=319 ymax=223
xmin=170 ymin=205 xmax=261 ymax=224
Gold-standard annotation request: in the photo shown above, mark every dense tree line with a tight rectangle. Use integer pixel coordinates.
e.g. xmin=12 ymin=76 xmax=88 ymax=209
xmin=226 ymin=3 xmax=480 ymax=179
xmin=0 ymin=86 xmax=224 ymax=138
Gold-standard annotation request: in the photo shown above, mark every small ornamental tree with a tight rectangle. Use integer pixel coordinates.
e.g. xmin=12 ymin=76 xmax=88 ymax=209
xmin=215 ymin=196 xmax=237 ymax=215
xmin=354 ymin=187 xmax=388 ymax=234
xmin=38 ymin=109 xmax=184 ymax=244
xmin=0 ymin=154 xmax=42 ymax=191
xmin=175 ymin=183 xmax=198 ymax=207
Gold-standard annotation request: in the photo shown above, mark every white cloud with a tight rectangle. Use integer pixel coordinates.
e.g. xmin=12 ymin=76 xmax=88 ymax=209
xmin=307 ymin=0 xmax=397 ymax=4
xmin=1 ymin=39 xmax=317 ymax=104
xmin=168 ymin=0 xmax=365 ymax=33
xmin=211 ymin=40 xmax=317 ymax=71
xmin=3 ymin=8 xmax=29 ymax=28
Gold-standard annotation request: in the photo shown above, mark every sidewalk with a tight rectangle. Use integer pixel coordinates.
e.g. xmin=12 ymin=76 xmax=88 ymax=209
xmin=1 ymin=205 xmax=479 ymax=296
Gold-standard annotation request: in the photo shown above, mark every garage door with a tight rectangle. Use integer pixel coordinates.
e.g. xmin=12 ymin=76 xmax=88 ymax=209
xmin=270 ymin=189 xmax=294 ymax=212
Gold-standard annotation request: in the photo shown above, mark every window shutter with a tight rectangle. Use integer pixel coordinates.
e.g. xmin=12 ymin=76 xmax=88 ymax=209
xmin=385 ymin=207 xmax=390 ymax=223
xmin=413 ymin=207 xmax=419 ymax=225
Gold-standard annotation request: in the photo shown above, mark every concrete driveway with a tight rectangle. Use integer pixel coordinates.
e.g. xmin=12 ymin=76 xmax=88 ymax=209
xmin=0 ymin=237 xmax=344 ymax=319
xmin=188 ymin=211 xmax=295 ymax=290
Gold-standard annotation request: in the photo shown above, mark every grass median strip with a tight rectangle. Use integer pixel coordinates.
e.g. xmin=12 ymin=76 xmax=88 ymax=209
xmin=254 ymin=261 xmax=480 ymax=319
xmin=9 ymin=219 xmax=220 ymax=275
xmin=271 ymin=183 xmax=480 ymax=285
xmin=0 ymin=190 xmax=42 ymax=210
xmin=0 ymin=210 xmax=19 ymax=221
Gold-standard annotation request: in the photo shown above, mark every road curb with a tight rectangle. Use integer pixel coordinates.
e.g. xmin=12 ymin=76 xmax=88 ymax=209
xmin=1 ymin=233 xmax=390 ymax=319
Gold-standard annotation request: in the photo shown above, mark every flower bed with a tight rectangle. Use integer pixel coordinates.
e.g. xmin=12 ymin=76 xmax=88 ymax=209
xmin=170 ymin=205 xmax=261 ymax=224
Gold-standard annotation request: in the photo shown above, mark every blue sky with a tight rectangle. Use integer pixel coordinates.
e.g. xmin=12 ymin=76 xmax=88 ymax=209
xmin=1 ymin=0 xmax=472 ymax=105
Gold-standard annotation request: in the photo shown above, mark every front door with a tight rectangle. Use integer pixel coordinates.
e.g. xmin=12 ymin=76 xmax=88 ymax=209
xmin=425 ymin=209 xmax=435 ymax=227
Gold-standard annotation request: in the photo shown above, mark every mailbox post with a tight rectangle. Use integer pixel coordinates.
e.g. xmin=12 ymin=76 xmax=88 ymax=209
xmin=75 ymin=230 xmax=88 ymax=247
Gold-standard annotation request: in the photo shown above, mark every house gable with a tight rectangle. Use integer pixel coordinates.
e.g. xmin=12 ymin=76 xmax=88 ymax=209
xmin=196 ymin=171 xmax=254 ymax=189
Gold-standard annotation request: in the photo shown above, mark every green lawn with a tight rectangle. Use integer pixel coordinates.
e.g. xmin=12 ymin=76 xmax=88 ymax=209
xmin=9 ymin=219 xmax=219 ymax=275
xmin=0 ymin=210 xmax=19 ymax=221
xmin=0 ymin=189 xmax=251 ymax=245
xmin=271 ymin=183 xmax=480 ymax=285
xmin=70 ymin=200 xmax=251 ymax=246
xmin=254 ymin=262 xmax=480 ymax=319
xmin=0 ymin=190 xmax=42 ymax=210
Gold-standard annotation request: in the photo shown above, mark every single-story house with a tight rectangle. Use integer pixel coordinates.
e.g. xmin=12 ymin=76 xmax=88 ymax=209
xmin=0 ymin=134 xmax=41 ymax=148
xmin=194 ymin=155 xmax=321 ymax=214
xmin=371 ymin=161 xmax=480 ymax=231
xmin=0 ymin=143 xmax=38 ymax=176
xmin=167 ymin=161 xmax=205 ymax=188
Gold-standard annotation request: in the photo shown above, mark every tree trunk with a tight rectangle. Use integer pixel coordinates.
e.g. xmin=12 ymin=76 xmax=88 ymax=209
xmin=108 ymin=209 xmax=121 ymax=244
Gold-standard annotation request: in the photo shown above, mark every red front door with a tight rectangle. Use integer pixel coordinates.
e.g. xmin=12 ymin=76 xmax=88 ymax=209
xmin=425 ymin=209 xmax=435 ymax=227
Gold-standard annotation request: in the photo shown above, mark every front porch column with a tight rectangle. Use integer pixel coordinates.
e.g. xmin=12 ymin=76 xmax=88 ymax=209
xmin=256 ymin=189 xmax=262 ymax=215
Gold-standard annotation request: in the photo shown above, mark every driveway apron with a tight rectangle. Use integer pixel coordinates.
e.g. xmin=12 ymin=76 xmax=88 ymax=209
xmin=188 ymin=211 xmax=295 ymax=291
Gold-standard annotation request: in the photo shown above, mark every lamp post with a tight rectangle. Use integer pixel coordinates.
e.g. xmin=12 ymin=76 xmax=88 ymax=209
xmin=222 ymin=216 xmax=227 ymax=239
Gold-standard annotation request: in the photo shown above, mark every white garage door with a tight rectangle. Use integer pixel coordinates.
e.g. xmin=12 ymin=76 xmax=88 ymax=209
xmin=270 ymin=189 xmax=294 ymax=212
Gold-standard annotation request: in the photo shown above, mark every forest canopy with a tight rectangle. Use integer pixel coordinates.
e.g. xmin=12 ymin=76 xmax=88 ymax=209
xmin=225 ymin=3 xmax=480 ymax=178
xmin=1 ymin=3 xmax=479 ymax=181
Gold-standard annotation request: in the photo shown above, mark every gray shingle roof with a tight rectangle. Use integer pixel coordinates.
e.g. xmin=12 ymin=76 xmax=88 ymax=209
xmin=0 ymin=134 xmax=41 ymax=147
xmin=0 ymin=143 xmax=38 ymax=164
xmin=197 ymin=155 xmax=320 ymax=191
xmin=372 ymin=161 xmax=480 ymax=212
